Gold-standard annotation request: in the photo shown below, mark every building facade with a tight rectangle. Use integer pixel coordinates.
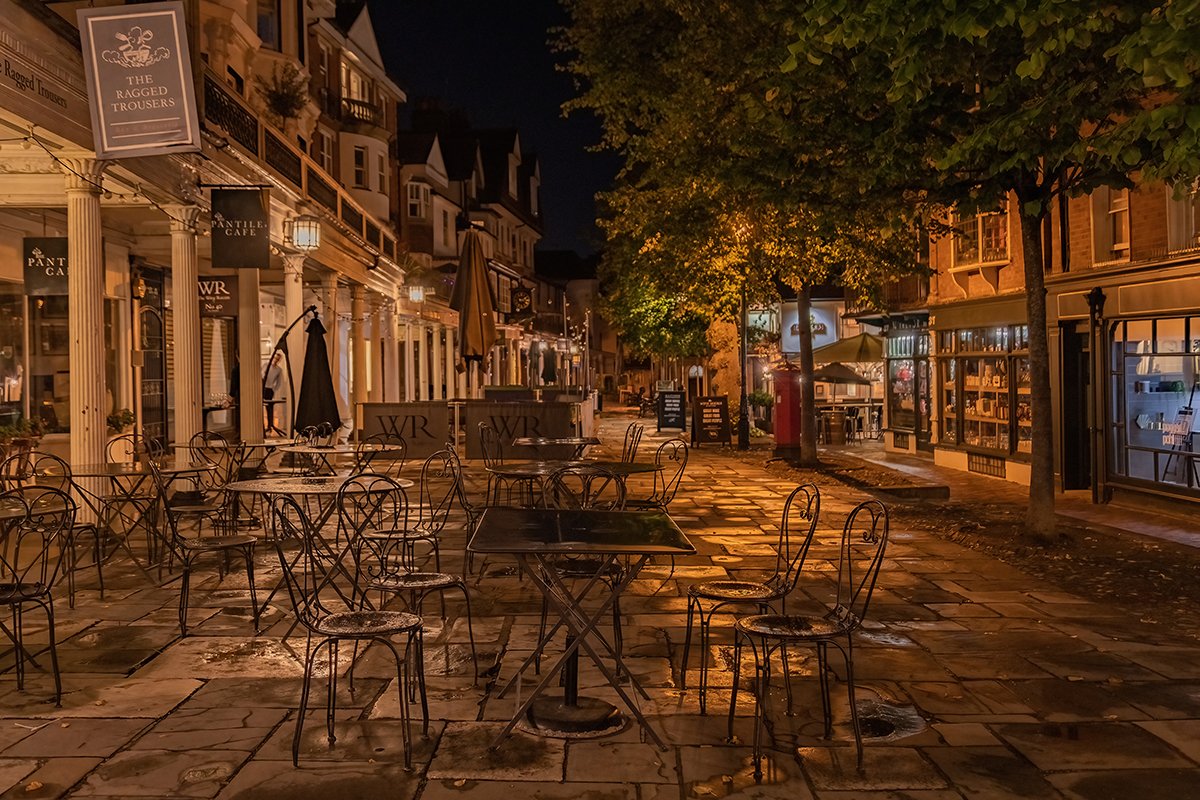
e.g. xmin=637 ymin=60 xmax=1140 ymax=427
xmin=874 ymin=180 xmax=1200 ymax=509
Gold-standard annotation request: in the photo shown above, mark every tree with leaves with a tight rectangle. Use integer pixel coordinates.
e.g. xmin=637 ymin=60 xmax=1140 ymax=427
xmin=560 ymin=1 xmax=921 ymax=464
xmin=771 ymin=1 xmax=1200 ymax=536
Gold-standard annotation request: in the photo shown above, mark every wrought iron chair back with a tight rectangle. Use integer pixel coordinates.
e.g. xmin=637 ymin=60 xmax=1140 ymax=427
xmin=0 ymin=486 xmax=74 ymax=593
xmin=336 ymin=473 xmax=409 ymax=540
xmin=649 ymin=438 xmax=689 ymax=508
xmin=355 ymin=432 xmax=407 ymax=477
xmin=0 ymin=451 xmax=34 ymax=489
xmin=542 ymin=464 xmax=627 ymax=511
xmin=771 ymin=483 xmax=821 ymax=596
xmin=831 ymin=499 xmax=889 ymax=629
xmin=478 ymin=423 xmax=503 ymax=469
xmin=416 ymin=449 xmax=460 ymax=537
xmin=620 ymin=422 xmax=644 ymax=463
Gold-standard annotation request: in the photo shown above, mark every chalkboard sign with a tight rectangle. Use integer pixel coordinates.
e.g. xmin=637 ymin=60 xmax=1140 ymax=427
xmin=657 ymin=391 xmax=687 ymax=432
xmin=691 ymin=395 xmax=731 ymax=446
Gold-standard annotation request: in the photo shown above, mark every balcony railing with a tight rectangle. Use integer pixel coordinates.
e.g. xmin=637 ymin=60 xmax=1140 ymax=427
xmin=341 ymin=97 xmax=383 ymax=127
xmin=203 ymin=73 xmax=396 ymax=261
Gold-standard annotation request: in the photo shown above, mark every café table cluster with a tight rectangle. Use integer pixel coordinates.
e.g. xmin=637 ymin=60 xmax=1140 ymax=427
xmin=0 ymin=419 xmax=890 ymax=779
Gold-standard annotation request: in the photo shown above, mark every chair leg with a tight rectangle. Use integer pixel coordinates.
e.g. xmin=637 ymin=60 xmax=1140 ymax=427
xmin=93 ymin=526 xmax=105 ymax=600
xmin=842 ymin=639 xmax=864 ymax=770
xmin=326 ymin=640 xmax=338 ymax=746
xmin=293 ymin=637 xmax=324 ymax=766
xmin=243 ymin=545 xmax=260 ymax=632
xmin=456 ymin=586 xmax=479 ymax=682
xmin=698 ymin=608 xmax=716 ymax=715
xmin=681 ymin=596 xmax=696 ymax=691
xmin=12 ymin=606 xmax=23 ymax=691
xmin=816 ymin=641 xmax=832 ymax=738
xmin=535 ymin=595 xmax=548 ymax=673
xmin=727 ymin=631 xmax=742 ymax=742
xmin=178 ymin=563 xmax=191 ymax=637
xmin=412 ymin=629 xmax=429 ymax=733
xmin=379 ymin=635 xmax=413 ymax=770
xmin=43 ymin=599 xmax=61 ymax=707
xmin=611 ymin=596 xmax=623 ymax=677
xmin=751 ymin=641 xmax=768 ymax=783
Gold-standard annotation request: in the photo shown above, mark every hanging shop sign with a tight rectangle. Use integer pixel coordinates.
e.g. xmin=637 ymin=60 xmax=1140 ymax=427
xmin=691 ymin=395 xmax=731 ymax=447
xmin=23 ymin=237 xmax=68 ymax=296
xmin=657 ymin=390 xmax=687 ymax=432
xmin=77 ymin=1 xmax=201 ymax=159
xmin=198 ymin=275 xmax=238 ymax=317
xmin=211 ymin=188 xmax=271 ymax=269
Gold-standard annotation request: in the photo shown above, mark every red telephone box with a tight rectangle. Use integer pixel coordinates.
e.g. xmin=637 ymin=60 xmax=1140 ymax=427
xmin=771 ymin=361 xmax=804 ymax=461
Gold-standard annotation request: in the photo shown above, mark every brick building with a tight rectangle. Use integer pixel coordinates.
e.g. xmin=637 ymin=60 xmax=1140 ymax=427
xmin=876 ymin=182 xmax=1200 ymax=510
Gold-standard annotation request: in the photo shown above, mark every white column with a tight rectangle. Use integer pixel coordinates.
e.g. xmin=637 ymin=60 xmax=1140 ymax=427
xmin=402 ymin=322 xmax=415 ymax=402
xmin=63 ymin=159 xmax=107 ymax=516
xmin=457 ymin=328 xmax=468 ymax=398
xmin=444 ymin=326 xmax=456 ymax=400
xmin=431 ymin=323 xmax=444 ymax=401
xmin=350 ymin=285 xmax=367 ymax=433
xmin=382 ymin=306 xmax=398 ymax=402
xmin=368 ymin=300 xmax=383 ymax=402
xmin=238 ymin=267 xmax=264 ymax=444
xmin=167 ymin=204 xmax=202 ymax=446
xmin=416 ymin=322 xmax=429 ymax=401
xmin=282 ymin=254 xmax=306 ymax=434
xmin=509 ymin=340 xmax=520 ymax=384
xmin=321 ymin=274 xmax=341 ymax=420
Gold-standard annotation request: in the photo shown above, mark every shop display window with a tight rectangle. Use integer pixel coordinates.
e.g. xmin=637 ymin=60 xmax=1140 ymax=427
xmin=0 ymin=284 xmax=25 ymax=428
xmin=937 ymin=324 xmax=1029 ymax=456
xmin=29 ymin=296 xmax=120 ymax=435
xmin=1110 ymin=317 xmax=1200 ymax=492
xmin=887 ymin=330 xmax=930 ymax=434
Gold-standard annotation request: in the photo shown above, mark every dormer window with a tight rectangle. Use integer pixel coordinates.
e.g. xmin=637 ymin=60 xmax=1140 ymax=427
xmin=407 ymin=183 xmax=430 ymax=219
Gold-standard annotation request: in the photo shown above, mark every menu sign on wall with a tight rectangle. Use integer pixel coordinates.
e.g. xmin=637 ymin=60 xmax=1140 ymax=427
xmin=691 ymin=396 xmax=731 ymax=446
xmin=77 ymin=1 xmax=201 ymax=159
xmin=198 ymin=275 xmax=238 ymax=317
xmin=657 ymin=390 xmax=687 ymax=432
xmin=23 ymin=237 xmax=68 ymax=296
xmin=211 ymin=188 xmax=271 ymax=269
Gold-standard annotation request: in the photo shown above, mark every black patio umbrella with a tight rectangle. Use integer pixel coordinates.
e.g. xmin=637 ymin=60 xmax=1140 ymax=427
xmin=450 ymin=230 xmax=497 ymax=396
xmin=293 ymin=315 xmax=341 ymax=435
xmin=541 ymin=346 xmax=558 ymax=384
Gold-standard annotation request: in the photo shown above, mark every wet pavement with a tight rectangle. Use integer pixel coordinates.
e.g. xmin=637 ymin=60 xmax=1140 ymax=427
xmin=0 ymin=411 xmax=1196 ymax=798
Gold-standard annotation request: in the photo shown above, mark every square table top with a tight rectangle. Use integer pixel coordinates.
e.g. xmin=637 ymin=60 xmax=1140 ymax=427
xmin=469 ymin=507 xmax=694 ymax=556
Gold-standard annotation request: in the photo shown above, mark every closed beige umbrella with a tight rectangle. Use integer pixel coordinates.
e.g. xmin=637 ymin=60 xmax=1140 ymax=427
xmin=449 ymin=230 xmax=497 ymax=397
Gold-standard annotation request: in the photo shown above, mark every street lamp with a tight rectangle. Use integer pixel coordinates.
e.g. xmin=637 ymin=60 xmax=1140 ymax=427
xmin=407 ymin=284 xmax=426 ymax=304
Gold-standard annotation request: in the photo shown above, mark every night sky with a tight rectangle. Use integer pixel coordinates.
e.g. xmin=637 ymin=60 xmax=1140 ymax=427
xmin=366 ymin=0 xmax=618 ymax=256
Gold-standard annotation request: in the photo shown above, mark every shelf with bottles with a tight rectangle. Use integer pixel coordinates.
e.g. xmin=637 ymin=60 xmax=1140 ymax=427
xmin=963 ymin=418 xmax=1010 ymax=450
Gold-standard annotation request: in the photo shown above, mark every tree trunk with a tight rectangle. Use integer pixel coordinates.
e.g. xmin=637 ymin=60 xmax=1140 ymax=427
xmin=797 ymin=287 xmax=819 ymax=464
xmin=1018 ymin=208 xmax=1056 ymax=538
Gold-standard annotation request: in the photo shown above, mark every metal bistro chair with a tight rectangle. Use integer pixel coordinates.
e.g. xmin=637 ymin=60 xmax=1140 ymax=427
xmin=479 ymin=422 xmax=535 ymax=507
xmin=0 ymin=485 xmax=75 ymax=706
xmin=148 ymin=458 xmax=259 ymax=636
xmin=272 ymin=494 xmax=428 ymax=768
xmin=535 ymin=464 xmax=627 ymax=672
xmin=681 ymin=484 xmax=820 ymax=714
xmin=2 ymin=452 xmax=106 ymax=609
xmin=342 ymin=466 xmax=478 ymax=680
xmin=627 ymin=438 xmax=689 ymax=511
xmin=354 ymin=432 xmax=407 ymax=479
xmin=620 ymin=421 xmax=644 ymax=463
xmin=729 ymin=499 xmax=889 ymax=777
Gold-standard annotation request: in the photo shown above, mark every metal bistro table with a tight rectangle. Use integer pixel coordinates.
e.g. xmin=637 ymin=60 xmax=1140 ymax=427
xmin=485 ymin=459 xmax=660 ymax=505
xmin=278 ymin=442 xmax=403 ymax=475
xmin=470 ymin=507 xmax=694 ymax=749
xmin=39 ymin=459 xmax=217 ymax=582
xmin=510 ymin=436 xmax=601 ymax=460
xmin=226 ymin=474 xmax=414 ymax=619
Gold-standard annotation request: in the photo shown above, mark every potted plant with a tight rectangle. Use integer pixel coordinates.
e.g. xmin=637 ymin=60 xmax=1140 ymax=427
xmin=0 ymin=416 xmax=45 ymax=461
xmin=106 ymin=408 xmax=136 ymax=436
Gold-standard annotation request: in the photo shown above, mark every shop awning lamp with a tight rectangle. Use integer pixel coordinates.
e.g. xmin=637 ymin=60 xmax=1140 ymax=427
xmin=289 ymin=213 xmax=321 ymax=252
